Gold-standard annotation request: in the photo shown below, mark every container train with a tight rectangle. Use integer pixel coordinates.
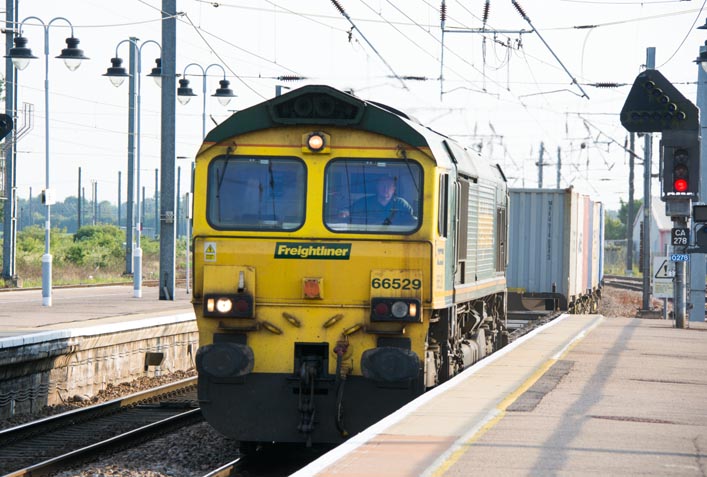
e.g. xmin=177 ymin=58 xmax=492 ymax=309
xmin=191 ymin=85 xmax=510 ymax=448
xmin=507 ymin=188 xmax=604 ymax=314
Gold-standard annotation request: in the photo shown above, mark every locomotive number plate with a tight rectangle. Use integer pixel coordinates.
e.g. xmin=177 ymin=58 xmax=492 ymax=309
xmin=370 ymin=269 xmax=423 ymax=296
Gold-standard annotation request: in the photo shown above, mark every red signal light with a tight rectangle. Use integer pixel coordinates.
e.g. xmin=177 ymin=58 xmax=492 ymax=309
xmin=673 ymin=149 xmax=690 ymax=193
xmin=674 ymin=178 xmax=688 ymax=192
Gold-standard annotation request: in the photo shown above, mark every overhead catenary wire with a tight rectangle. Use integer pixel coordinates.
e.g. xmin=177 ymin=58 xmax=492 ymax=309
xmin=181 ymin=13 xmax=268 ymax=99
xmin=511 ymin=0 xmax=590 ymax=100
xmin=329 ymin=0 xmax=409 ymax=90
xmin=655 ymin=0 xmax=707 ymax=69
xmin=358 ymin=0 xmax=438 ymax=65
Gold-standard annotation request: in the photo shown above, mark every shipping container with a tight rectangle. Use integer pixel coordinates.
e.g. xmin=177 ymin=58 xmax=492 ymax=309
xmin=507 ymin=188 xmax=603 ymax=312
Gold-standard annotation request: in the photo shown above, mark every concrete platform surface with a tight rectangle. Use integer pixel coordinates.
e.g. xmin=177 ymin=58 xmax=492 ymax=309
xmin=0 ymin=284 xmax=193 ymax=335
xmin=441 ymin=318 xmax=707 ymax=477
xmin=293 ymin=317 xmax=707 ymax=477
xmin=0 ymin=285 xmax=197 ymax=415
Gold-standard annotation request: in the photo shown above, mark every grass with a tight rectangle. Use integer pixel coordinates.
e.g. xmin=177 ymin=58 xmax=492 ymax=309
xmin=4 ymin=224 xmax=188 ymax=288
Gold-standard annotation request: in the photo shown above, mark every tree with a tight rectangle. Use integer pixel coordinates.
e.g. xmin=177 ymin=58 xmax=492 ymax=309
xmin=604 ymin=214 xmax=624 ymax=240
xmin=618 ymin=198 xmax=642 ymax=232
xmin=604 ymin=198 xmax=642 ymax=241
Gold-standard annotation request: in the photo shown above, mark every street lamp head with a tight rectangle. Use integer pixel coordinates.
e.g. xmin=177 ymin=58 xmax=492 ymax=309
xmin=103 ymin=57 xmax=129 ymax=88
xmin=56 ymin=37 xmax=89 ymax=72
xmin=6 ymin=36 xmax=37 ymax=71
xmin=147 ymin=58 xmax=162 ymax=88
xmin=212 ymin=79 xmax=236 ymax=106
xmin=177 ymin=78 xmax=196 ymax=105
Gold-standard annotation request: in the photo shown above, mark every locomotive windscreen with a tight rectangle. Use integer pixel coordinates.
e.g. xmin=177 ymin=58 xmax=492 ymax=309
xmin=207 ymin=156 xmax=306 ymax=231
xmin=324 ymin=159 xmax=422 ymax=233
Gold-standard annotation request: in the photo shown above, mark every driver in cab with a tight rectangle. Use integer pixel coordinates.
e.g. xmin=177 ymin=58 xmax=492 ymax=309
xmin=345 ymin=175 xmax=416 ymax=226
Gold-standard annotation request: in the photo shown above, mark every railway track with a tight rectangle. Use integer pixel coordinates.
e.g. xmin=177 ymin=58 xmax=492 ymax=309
xmin=603 ymin=274 xmax=644 ymax=292
xmin=0 ymin=377 xmax=200 ymax=477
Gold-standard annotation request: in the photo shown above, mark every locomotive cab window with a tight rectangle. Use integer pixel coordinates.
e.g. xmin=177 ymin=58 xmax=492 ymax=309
xmin=324 ymin=159 xmax=422 ymax=233
xmin=207 ymin=156 xmax=306 ymax=231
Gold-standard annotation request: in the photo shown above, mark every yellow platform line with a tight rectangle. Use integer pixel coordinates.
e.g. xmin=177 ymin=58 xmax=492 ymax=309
xmin=428 ymin=315 xmax=604 ymax=477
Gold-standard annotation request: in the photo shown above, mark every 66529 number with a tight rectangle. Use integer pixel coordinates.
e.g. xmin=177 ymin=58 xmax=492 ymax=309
xmin=371 ymin=277 xmax=422 ymax=290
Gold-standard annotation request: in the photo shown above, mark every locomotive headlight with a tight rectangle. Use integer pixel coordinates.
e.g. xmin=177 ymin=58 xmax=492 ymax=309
xmin=302 ymin=131 xmax=330 ymax=153
xmin=204 ymin=293 xmax=255 ymax=318
xmin=216 ymin=297 xmax=234 ymax=313
xmin=307 ymin=133 xmax=325 ymax=151
xmin=391 ymin=301 xmax=409 ymax=318
xmin=370 ymin=297 xmax=422 ymax=323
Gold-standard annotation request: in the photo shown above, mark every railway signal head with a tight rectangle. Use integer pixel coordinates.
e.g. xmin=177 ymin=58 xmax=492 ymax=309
xmin=661 ymin=130 xmax=700 ymax=201
xmin=672 ymin=148 xmax=689 ymax=193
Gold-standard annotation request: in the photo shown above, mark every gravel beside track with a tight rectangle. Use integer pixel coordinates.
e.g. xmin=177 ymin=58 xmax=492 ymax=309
xmin=51 ymin=422 xmax=240 ymax=477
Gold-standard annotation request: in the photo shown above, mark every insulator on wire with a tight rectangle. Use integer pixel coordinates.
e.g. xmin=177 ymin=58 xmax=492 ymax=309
xmin=511 ymin=0 xmax=528 ymax=20
xmin=482 ymin=0 xmax=490 ymax=27
xmin=440 ymin=1 xmax=446 ymax=22
xmin=330 ymin=0 xmax=346 ymax=16
xmin=277 ymin=75 xmax=307 ymax=81
xmin=395 ymin=75 xmax=428 ymax=81
xmin=589 ymin=82 xmax=621 ymax=88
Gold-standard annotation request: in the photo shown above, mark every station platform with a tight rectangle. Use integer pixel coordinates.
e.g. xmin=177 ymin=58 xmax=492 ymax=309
xmin=0 ymin=284 xmax=193 ymax=342
xmin=0 ymin=285 xmax=196 ymax=418
xmin=293 ymin=316 xmax=707 ymax=477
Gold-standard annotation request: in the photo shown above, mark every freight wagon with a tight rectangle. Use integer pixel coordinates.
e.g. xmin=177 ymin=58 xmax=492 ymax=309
xmin=507 ymin=188 xmax=603 ymax=313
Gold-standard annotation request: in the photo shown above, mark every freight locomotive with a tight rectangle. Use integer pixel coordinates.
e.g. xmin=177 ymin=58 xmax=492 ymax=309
xmin=191 ymin=85 xmax=509 ymax=448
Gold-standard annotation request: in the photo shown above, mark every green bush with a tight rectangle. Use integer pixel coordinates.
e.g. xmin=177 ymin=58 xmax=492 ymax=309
xmin=68 ymin=225 xmax=124 ymax=268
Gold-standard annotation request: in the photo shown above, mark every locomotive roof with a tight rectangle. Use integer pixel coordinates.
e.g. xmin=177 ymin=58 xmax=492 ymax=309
xmin=202 ymin=84 xmax=501 ymax=181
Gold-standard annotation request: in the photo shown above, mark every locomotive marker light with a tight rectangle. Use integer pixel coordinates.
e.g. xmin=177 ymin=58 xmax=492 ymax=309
xmin=7 ymin=16 xmax=89 ymax=307
xmin=303 ymin=131 xmax=330 ymax=154
xmin=307 ymin=132 xmax=326 ymax=151
xmin=370 ymin=297 xmax=421 ymax=322
xmin=204 ymin=293 xmax=254 ymax=318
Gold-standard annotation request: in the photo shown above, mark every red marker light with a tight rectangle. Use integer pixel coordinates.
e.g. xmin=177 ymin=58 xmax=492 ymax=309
xmin=374 ymin=302 xmax=389 ymax=316
xmin=234 ymin=298 xmax=250 ymax=313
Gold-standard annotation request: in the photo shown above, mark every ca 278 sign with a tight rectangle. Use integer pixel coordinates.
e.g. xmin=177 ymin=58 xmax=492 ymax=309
xmin=671 ymin=227 xmax=689 ymax=246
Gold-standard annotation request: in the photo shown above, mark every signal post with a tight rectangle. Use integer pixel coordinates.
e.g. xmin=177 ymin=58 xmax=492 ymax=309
xmin=621 ymin=69 xmax=700 ymax=328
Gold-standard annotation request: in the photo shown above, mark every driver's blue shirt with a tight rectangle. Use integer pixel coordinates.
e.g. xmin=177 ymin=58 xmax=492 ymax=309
xmin=349 ymin=195 xmax=416 ymax=225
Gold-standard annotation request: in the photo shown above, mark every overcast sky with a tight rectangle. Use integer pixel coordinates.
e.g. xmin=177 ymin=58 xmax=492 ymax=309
xmin=5 ymin=0 xmax=705 ymax=211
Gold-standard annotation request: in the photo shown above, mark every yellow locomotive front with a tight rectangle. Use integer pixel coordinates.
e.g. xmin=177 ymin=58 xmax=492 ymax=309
xmin=191 ymin=85 xmax=500 ymax=447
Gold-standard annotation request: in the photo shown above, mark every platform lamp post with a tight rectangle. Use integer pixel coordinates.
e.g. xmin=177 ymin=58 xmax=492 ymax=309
xmin=103 ymin=39 xmax=162 ymax=298
xmin=176 ymin=63 xmax=236 ymax=138
xmin=177 ymin=63 xmax=236 ymax=294
xmin=6 ymin=17 xmax=88 ymax=306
